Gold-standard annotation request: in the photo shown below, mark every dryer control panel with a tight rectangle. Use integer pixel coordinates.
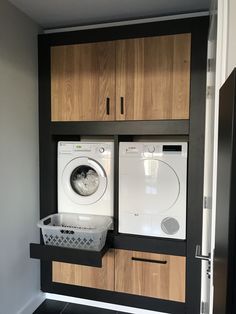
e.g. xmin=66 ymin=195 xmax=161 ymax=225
xmin=120 ymin=142 xmax=187 ymax=157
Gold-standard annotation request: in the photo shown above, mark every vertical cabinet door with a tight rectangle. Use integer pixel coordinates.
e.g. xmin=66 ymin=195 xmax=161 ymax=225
xmin=115 ymin=34 xmax=191 ymax=120
xmin=115 ymin=249 xmax=186 ymax=302
xmin=51 ymin=41 xmax=116 ymax=121
xmin=52 ymin=250 xmax=115 ymax=291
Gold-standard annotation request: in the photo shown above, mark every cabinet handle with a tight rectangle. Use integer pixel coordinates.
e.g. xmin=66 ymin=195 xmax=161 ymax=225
xmin=106 ymin=97 xmax=110 ymax=115
xmin=120 ymin=97 xmax=124 ymax=115
xmin=131 ymin=257 xmax=167 ymax=265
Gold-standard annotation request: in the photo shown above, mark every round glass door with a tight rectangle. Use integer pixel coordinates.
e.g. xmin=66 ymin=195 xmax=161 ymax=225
xmin=70 ymin=165 xmax=99 ymax=196
xmin=62 ymin=157 xmax=107 ymax=205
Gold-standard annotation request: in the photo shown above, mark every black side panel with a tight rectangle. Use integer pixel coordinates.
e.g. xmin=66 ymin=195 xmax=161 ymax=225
xmin=213 ymin=69 xmax=236 ymax=314
xmin=186 ymin=18 xmax=208 ymax=314
xmin=30 ymin=243 xmax=110 ymax=267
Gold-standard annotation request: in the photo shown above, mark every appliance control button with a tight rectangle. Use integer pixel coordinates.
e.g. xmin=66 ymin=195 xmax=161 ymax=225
xmin=148 ymin=145 xmax=155 ymax=153
xmin=99 ymin=147 xmax=105 ymax=153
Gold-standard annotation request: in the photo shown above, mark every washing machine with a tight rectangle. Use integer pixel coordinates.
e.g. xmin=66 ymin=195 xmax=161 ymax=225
xmin=58 ymin=141 xmax=114 ymax=217
xmin=119 ymin=142 xmax=187 ymax=239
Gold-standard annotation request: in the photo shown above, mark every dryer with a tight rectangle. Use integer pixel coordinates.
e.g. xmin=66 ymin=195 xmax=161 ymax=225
xmin=119 ymin=142 xmax=187 ymax=239
xmin=58 ymin=142 xmax=114 ymax=217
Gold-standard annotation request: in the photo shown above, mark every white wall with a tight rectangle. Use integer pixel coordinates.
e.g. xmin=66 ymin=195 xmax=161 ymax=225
xmin=227 ymin=0 xmax=236 ymax=75
xmin=0 ymin=1 xmax=42 ymax=313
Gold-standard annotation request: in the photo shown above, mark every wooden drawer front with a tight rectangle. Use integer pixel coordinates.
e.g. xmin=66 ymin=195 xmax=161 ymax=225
xmin=115 ymin=250 xmax=186 ymax=302
xmin=52 ymin=249 xmax=115 ymax=291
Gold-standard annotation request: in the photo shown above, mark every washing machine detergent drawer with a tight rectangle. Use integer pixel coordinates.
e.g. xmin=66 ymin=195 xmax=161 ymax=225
xmin=119 ymin=142 xmax=187 ymax=240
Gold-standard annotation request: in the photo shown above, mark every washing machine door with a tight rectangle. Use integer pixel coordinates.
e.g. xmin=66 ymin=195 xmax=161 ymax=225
xmin=62 ymin=157 xmax=107 ymax=205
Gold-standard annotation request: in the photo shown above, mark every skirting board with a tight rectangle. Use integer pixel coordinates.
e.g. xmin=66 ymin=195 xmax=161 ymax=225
xmin=45 ymin=293 xmax=169 ymax=314
xmin=18 ymin=292 xmax=46 ymax=314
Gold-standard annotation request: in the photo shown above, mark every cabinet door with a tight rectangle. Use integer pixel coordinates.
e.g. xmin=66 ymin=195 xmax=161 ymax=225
xmin=116 ymin=34 xmax=191 ymax=120
xmin=52 ymin=250 xmax=115 ymax=290
xmin=51 ymin=42 xmax=116 ymax=121
xmin=115 ymin=249 xmax=186 ymax=302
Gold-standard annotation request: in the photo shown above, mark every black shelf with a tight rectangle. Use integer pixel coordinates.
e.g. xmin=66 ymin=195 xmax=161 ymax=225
xmin=50 ymin=120 xmax=189 ymax=136
xmin=113 ymin=234 xmax=186 ymax=256
xmin=30 ymin=243 xmax=110 ymax=267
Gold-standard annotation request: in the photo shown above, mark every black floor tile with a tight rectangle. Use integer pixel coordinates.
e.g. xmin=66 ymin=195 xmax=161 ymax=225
xmin=33 ymin=300 xmax=67 ymax=313
xmin=63 ymin=303 xmax=116 ymax=314
xmin=34 ymin=300 xmax=131 ymax=314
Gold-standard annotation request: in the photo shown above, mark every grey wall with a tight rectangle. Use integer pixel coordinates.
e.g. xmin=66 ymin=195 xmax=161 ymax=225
xmin=0 ymin=1 xmax=41 ymax=313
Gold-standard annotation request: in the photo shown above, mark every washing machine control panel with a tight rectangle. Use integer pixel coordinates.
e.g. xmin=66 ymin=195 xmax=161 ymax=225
xmin=58 ymin=142 xmax=114 ymax=156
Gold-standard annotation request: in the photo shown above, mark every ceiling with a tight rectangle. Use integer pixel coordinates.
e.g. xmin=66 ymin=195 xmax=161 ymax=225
xmin=8 ymin=0 xmax=210 ymax=30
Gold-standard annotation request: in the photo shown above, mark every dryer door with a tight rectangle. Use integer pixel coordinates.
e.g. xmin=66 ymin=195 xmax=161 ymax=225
xmin=119 ymin=157 xmax=182 ymax=238
xmin=120 ymin=158 xmax=180 ymax=214
xmin=62 ymin=157 xmax=107 ymax=205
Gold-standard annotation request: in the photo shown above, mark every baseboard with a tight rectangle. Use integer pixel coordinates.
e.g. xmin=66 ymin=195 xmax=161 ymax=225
xmin=18 ymin=292 xmax=46 ymax=314
xmin=45 ymin=293 xmax=168 ymax=314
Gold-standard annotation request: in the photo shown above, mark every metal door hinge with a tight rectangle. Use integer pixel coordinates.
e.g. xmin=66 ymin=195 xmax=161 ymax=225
xmin=195 ymin=245 xmax=212 ymax=279
xmin=203 ymin=196 xmax=212 ymax=209
xmin=195 ymin=245 xmax=211 ymax=262
xmin=206 ymin=85 xmax=214 ymax=98
xmin=201 ymin=301 xmax=209 ymax=314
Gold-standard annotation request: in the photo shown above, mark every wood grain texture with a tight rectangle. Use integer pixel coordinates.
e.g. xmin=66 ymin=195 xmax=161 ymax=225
xmin=115 ymin=34 xmax=191 ymax=120
xmin=115 ymin=250 xmax=186 ymax=302
xmin=51 ymin=42 xmax=116 ymax=121
xmin=52 ymin=249 xmax=115 ymax=290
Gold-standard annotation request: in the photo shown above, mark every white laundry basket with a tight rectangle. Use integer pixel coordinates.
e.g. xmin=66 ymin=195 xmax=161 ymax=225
xmin=37 ymin=213 xmax=113 ymax=251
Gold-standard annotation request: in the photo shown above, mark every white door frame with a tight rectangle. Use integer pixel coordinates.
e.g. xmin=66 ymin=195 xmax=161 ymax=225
xmin=201 ymin=0 xmax=228 ymax=313
xmin=210 ymin=0 xmax=228 ymax=312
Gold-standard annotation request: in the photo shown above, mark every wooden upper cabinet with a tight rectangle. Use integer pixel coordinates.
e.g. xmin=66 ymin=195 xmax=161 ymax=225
xmin=51 ymin=34 xmax=191 ymax=121
xmin=51 ymin=41 xmax=116 ymax=121
xmin=115 ymin=34 xmax=191 ymax=120
xmin=115 ymin=249 xmax=186 ymax=302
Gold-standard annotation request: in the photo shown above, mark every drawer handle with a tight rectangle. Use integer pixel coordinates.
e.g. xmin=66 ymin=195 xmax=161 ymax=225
xmin=131 ymin=257 xmax=167 ymax=265
xmin=106 ymin=97 xmax=110 ymax=115
xmin=120 ymin=97 xmax=124 ymax=115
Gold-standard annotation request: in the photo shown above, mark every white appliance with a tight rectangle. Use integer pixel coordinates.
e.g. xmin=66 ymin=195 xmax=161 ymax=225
xmin=58 ymin=141 xmax=114 ymax=217
xmin=119 ymin=142 xmax=188 ymax=239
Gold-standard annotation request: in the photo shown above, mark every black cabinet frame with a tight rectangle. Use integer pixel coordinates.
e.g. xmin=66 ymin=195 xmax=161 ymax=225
xmin=35 ymin=16 xmax=208 ymax=314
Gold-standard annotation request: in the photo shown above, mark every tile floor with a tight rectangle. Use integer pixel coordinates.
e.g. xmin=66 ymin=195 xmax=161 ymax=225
xmin=34 ymin=299 xmax=130 ymax=314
